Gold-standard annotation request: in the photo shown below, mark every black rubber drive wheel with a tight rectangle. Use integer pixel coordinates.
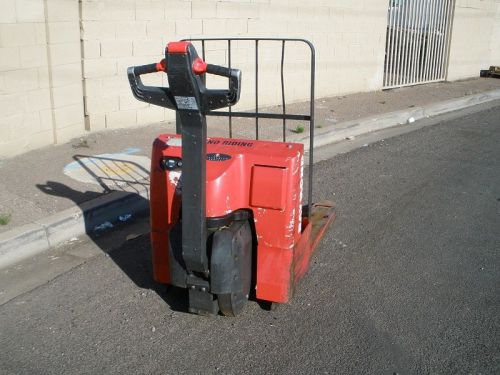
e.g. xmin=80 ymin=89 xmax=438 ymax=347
xmin=215 ymin=221 xmax=252 ymax=317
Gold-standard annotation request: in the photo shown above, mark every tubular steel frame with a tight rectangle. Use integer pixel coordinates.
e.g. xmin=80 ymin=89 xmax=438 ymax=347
xmin=181 ymin=37 xmax=316 ymax=218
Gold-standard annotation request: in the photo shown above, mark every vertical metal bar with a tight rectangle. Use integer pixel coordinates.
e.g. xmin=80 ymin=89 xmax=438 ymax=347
xmin=426 ymin=0 xmax=436 ymax=81
xmin=408 ymin=0 xmax=418 ymax=85
xmin=427 ymin=0 xmax=441 ymax=81
xmin=228 ymin=39 xmax=232 ymax=138
xmin=433 ymin=0 xmax=445 ymax=81
xmin=424 ymin=0 xmax=436 ymax=82
xmin=436 ymin=0 xmax=449 ymax=80
xmin=255 ymin=39 xmax=259 ymax=140
xmin=443 ymin=0 xmax=455 ymax=79
xmin=394 ymin=2 xmax=404 ymax=86
xmin=387 ymin=0 xmax=397 ymax=87
xmin=419 ymin=0 xmax=433 ymax=82
xmin=280 ymin=40 xmax=286 ymax=142
xmin=385 ymin=0 xmax=394 ymax=87
xmin=308 ymin=42 xmax=315 ymax=219
xmin=414 ymin=0 xmax=426 ymax=84
xmin=400 ymin=0 xmax=410 ymax=86
xmin=437 ymin=0 xmax=451 ymax=79
xmin=407 ymin=0 xmax=419 ymax=85
xmin=432 ymin=0 xmax=443 ymax=80
xmin=442 ymin=0 xmax=455 ymax=80
xmin=180 ymin=112 xmax=208 ymax=273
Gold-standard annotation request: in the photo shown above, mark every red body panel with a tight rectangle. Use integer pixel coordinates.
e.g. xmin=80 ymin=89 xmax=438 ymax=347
xmin=150 ymin=134 xmax=311 ymax=302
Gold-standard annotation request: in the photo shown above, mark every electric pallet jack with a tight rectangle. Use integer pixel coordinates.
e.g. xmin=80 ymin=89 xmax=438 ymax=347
xmin=128 ymin=38 xmax=335 ymax=316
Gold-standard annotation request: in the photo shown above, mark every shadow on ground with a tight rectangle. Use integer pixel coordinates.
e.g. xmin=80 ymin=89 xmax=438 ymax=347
xmin=36 ymin=154 xmax=189 ymax=313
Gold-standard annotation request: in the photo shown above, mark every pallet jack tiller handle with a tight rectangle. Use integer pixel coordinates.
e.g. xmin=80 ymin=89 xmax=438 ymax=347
xmin=127 ymin=42 xmax=241 ymax=113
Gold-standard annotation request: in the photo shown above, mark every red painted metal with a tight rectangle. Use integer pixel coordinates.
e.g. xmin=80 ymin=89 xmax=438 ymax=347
xmin=155 ymin=58 xmax=167 ymax=72
xmin=150 ymin=134 xmax=334 ymax=303
xmin=167 ymin=41 xmax=191 ymax=54
xmin=192 ymin=57 xmax=207 ymax=75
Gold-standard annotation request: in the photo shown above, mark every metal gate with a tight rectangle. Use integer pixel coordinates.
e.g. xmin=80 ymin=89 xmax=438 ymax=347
xmin=383 ymin=0 xmax=455 ymax=89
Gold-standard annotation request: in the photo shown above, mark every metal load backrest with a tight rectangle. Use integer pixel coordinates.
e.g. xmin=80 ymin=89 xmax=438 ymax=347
xmin=181 ymin=38 xmax=316 ymax=219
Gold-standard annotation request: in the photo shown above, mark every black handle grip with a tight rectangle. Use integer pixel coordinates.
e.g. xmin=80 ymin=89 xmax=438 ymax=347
xmin=127 ymin=65 xmax=175 ymax=110
xmin=206 ymin=64 xmax=232 ymax=77
xmin=205 ymin=64 xmax=242 ymax=106
xmin=134 ymin=63 xmax=159 ymax=76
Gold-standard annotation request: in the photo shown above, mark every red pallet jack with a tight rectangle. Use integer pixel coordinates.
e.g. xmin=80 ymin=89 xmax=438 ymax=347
xmin=128 ymin=38 xmax=335 ymax=316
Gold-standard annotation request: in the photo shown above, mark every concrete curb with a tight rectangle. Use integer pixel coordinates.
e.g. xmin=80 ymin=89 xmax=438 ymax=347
xmin=295 ymin=89 xmax=500 ymax=150
xmin=0 ymin=188 xmax=149 ymax=269
xmin=1 ymin=88 xmax=500 ymax=269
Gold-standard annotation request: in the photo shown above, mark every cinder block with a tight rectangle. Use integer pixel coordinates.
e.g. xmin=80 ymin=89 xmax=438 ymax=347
xmin=105 ymin=109 xmax=137 ymax=129
xmin=85 ymin=113 xmax=106 ymax=131
xmin=119 ymin=94 xmax=148 ymax=110
xmin=100 ymin=74 xmax=129 ymax=92
xmin=0 ymin=24 xmax=37 ymax=47
xmin=202 ymin=19 xmax=227 ymax=35
xmin=48 ymin=22 xmax=80 ymax=44
xmin=258 ymin=4 xmax=298 ymax=19
xmin=247 ymin=19 xmax=288 ymax=34
xmin=85 ymin=94 xmax=119 ymax=115
xmin=133 ymin=39 xmax=164 ymax=56
xmin=26 ymin=129 xmax=54 ymax=150
xmin=0 ymin=47 xmax=21 ymax=71
xmin=136 ymin=1 xmax=165 ymax=21
xmin=46 ymin=0 xmax=79 ymax=22
xmin=53 ymin=103 xmax=84 ymax=129
xmin=52 ymin=84 xmax=84 ymax=108
xmin=39 ymin=108 xmax=54 ymax=131
xmin=107 ymin=1 xmax=135 ymax=21
xmin=0 ymin=116 xmax=14 ymax=141
xmin=165 ymin=1 xmax=191 ymax=19
xmin=27 ymin=88 xmax=51 ymax=111
xmin=175 ymin=19 xmax=202 ymax=36
xmin=101 ymin=40 xmax=133 ymax=58
xmin=0 ymin=138 xmax=29 ymax=158
xmin=216 ymin=2 xmax=259 ymax=19
xmin=226 ymin=19 xmax=248 ymax=35
xmin=0 ymin=0 xmax=16 ymax=23
xmin=80 ymin=0 xmax=104 ymax=21
xmin=115 ymin=22 xmax=148 ymax=40
xmin=137 ymin=105 xmax=165 ymax=125
xmin=1 ymin=68 xmax=39 ymax=92
xmin=83 ymin=59 xmax=117 ymax=78
xmin=0 ymin=94 xmax=25 ymax=117
xmin=192 ymin=1 xmax=217 ymax=19
xmin=82 ymin=40 xmax=101 ymax=59
xmin=81 ymin=21 xmax=115 ymax=40
xmin=49 ymin=42 xmax=81 ymax=65
xmin=34 ymin=23 xmax=47 ymax=44
xmin=16 ymin=111 xmax=41 ymax=134
xmin=146 ymin=20 xmax=176 ymax=37
xmin=20 ymin=44 xmax=48 ymax=68
xmin=37 ymin=65 xmax=51 ymax=89
xmin=16 ymin=0 xmax=45 ymax=22
xmin=51 ymin=62 xmax=83 ymax=87
xmin=56 ymin=123 xmax=86 ymax=144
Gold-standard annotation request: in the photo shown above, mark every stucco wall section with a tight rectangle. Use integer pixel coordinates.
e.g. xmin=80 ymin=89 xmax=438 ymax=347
xmin=447 ymin=0 xmax=500 ymax=80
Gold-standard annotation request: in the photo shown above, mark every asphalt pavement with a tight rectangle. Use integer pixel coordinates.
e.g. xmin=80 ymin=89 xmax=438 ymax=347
xmin=1 ymin=104 xmax=499 ymax=374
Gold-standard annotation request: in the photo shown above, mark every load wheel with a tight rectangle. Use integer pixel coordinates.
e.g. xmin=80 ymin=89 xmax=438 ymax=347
xmin=210 ymin=219 xmax=253 ymax=317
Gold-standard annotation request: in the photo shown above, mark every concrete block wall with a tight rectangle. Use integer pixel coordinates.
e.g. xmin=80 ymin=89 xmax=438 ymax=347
xmin=0 ymin=0 xmax=85 ymax=158
xmin=447 ymin=0 xmax=500 ymax=80
xmin=488 ymin=0 xmax=500 ymax=63
xmin=80 ymin=0 xmax=389 ymax=132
